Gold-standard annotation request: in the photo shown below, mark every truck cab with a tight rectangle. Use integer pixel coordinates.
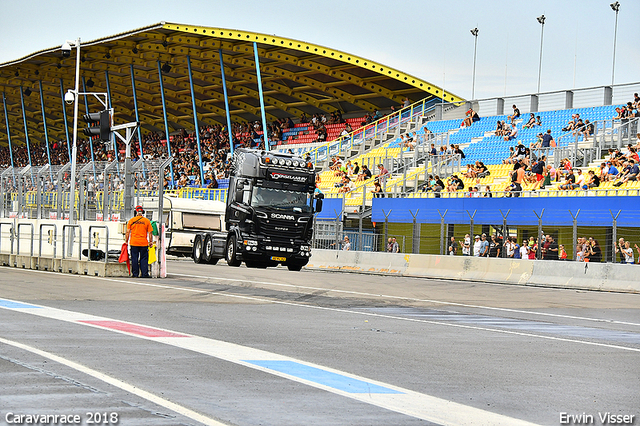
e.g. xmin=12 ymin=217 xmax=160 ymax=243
xmin=222 ymin=148 xmax=321 ymax=270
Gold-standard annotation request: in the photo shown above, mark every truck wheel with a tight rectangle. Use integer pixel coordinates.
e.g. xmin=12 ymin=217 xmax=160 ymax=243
xmin=226 ymin=236 xmax=241 ymax=267
xmin=203 ymin=234 xmax=214 ymax=263
xmin=193 ymin=234 xmax=204 ymax=264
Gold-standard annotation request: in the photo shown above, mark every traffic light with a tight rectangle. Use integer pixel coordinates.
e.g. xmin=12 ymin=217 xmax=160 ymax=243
xmin=83 ymin=109 xmax=111 ymax=141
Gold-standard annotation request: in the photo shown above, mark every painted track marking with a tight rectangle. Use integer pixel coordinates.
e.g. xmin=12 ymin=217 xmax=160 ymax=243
xmin=0 ymin=296 xmax=539 ymax=426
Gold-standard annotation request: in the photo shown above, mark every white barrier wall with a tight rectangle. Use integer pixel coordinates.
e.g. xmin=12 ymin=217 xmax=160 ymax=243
xmin=306 ymin=250 xmax=640 ymax=293
xmin=0 ymin=219 xmax=125 ymax=258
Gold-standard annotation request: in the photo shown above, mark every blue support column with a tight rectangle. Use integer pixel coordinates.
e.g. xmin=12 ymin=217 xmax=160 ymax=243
xmin=157 ymin=60 xmax=174 ymax=186
xmin=104 ymin=70 xmax=121 ymax=177
xmin=218 ymin=49 xmax=234 ymax=154
xmin=130 ymin=65 xmax=146 ymax=178
xmin=81 ymin=77 xmax=97 ymax=183
xmin=2 ymin=92 xmax=16 ymax=185
xmin=19 ymin=86 xmax=34 ymax=184
xmin=59 ymin=79 xmax=72 ymax=162
xmin=186 ymin=55 xmax=205 ymax=187
xmin=38 ymin=81 xmax=53 ymax=181
xmin=253 ymin=42 xmax=270 ymax=151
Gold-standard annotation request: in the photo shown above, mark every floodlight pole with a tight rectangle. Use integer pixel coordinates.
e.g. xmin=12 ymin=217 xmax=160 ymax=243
xmin=68 ymin=37 xmax=81 ymax=225
xmin=470 ymin=28 xmax=479 ymax=100
xmin=610 ymin=2 xmax=620 ymax=86
xmin=536 ymin=15 xmax=545 ymax=94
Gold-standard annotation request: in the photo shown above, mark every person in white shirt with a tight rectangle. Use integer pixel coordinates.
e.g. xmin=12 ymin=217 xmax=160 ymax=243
xmin=462 ymin=234 xmax=471 ymax=256
xmin=622 ymin=241 xmax=634 ymax=264
xmin=519 ymin=240 xmax=530 ymax=259
xmin=473 ymin=235 xmax=482 ymax=256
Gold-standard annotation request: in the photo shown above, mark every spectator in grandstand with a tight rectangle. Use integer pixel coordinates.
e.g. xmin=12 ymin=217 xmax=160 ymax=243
xmin=503 ymin=124 xmax=518 ymax=142
xmin=464 ymin=164 xmax=476 ymax=179
xmin=535 ymin=116 xmax=542 ymax=127
xmin=503 ymin=146 xmax=516 ymax=164
xmin=429 ymin=143 xmax=437 ymax=158
xmin=620 ymin=241 xmax=635 ymax=264
xmin=484 ymin=185 xmax=493 ymax=197
xmin=626 ymin=146 xmax=639 ymax=163
xmin=581 ymin=119 xmax=595 ymax=141
xmin=463 ymin=109 xmax=480 ymax=127
xmin=508 ymin=162 xmax=525 ymax=197
xmin=480 ymin=234 xmax=490 ymax=257
xmin=583 ymin=170 xmax=600 ymax=190
xmin=371 ymin=180 xmax=384 ymax=198
xmin=508 ymin=105 xmax=521 ymax=125
xmin=473 ymin=235 xmax=482 ymax=256
xmin=487 ymin=235 xmax=501 ymax=258
xmin=376 ymin=164 xmax=389 ymax=185
xmin=562 ymin=114 xmax=577 ymax=132
xmin=403 ymin=98 xmax=411 ymax=108
xmin=372 ymin=110 xmax=383 ymax=121
xmin=475 ymin=161 xmax=489 ymax=178
xmin=583 ymin=238 xmax=602 ymax=263
xmin=422 ymin=126 xmax=433 ymax=140
xmin=613 ymin=159 xmax=639 ymax=186
xmin=446 ymin=175 xmax=464 ymax=192
xmin=352 ymin=161 xmax=360 ymax=176
xmin=356 ymin=165 xmax=372 ymax=182
xmin=495 ymin=120 xmax=505 ymax=136
xmin=523 ymin=113 xmax=536 ymax=129
xmin=391 ymin=237 xmax=400 ymax=253
xmin=340 ymin=126 xmax=350 ymax=139
xmin=462 ymin=234 xmax=471 ymax=256
xmin=531 ymin=155 xmax=546 ymax=190
xmin=541 ymin=235 xmax=559 ymax=260
xmin=448 ymin=236 xmax=458 ymax=255
xmin=337 ymin=176 xmax=355 ymax=193
xmin=344 ymin=122 xmax=353 ymax=133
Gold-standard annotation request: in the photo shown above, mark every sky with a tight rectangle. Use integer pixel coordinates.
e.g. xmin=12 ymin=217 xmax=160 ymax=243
xmin=1 ymin=0 xmax=638 ymax=101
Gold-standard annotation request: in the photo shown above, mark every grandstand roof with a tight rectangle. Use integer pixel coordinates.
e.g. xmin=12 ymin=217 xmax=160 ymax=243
xmin=0 ymin=22 xmax=464 ymax=146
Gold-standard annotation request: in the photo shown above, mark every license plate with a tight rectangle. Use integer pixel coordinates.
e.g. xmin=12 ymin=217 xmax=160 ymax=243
xmin=271 ymin=256 xmax=286 ymax=262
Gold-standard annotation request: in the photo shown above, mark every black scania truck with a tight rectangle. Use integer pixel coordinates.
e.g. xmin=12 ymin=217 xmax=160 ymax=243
xmin=192 ymin=148 xmax=322 ymax=271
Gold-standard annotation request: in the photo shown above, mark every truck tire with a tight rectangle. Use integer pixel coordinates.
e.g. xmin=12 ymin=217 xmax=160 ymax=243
xmin=193 ymin=234 xmax=204 ymax=264
xmin=203 ymin=234 xmax=214 ymax=263
xmin=226 ymin=236 xmax=241 ymax=267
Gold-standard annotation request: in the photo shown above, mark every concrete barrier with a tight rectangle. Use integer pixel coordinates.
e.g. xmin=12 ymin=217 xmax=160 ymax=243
xmin=0 ymin=253 xmax=129 ymax=277
xmin=305 ymin=250 xmax=640 ymax=294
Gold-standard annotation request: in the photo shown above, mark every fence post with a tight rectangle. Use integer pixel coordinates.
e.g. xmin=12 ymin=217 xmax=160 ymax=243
xmin=569 ymin=209 xmax=580 ymax=260
xmin=466 ymin=210 xmax=477 ymax=243
xmin=333 ymin=209 xmax=341 ymax=251
xmin=437 ymin=209 xmax=448 ymax=256
xmin=533 ymin=209 xmax=545 ymax=260
xmin=409 ymin=209 xmax=420 ymax=254
xmin=499 ymin=209 xmax=511 ymax=258
xmin=610 ymin=209 xmax=621 ymax=263
xmin=382 ymin=209 xmax=391 ymax=251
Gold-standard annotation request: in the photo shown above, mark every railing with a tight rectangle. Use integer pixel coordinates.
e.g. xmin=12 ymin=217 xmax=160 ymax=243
xmin=88 ymin=225 xmax=110 ymax=263
xmin=305 ymin=98 xmax=454 ymax=164
xmin=39 ymin=223 xmax=57 ymax=258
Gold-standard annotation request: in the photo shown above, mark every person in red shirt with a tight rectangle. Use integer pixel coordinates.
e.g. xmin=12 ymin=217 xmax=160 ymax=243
xmin=125 ymin=205 xmax=154 ymax=278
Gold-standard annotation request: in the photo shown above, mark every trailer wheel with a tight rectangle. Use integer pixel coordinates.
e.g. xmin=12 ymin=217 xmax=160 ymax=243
xmin=192 ymin=234 xmax=204 ymax=264
xmin=226 ymin=236 xmax=241 ymax=267
xmin=203 ymin=234 xmax=214 ymax=263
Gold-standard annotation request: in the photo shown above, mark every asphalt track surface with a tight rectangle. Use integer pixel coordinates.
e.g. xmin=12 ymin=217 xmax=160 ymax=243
xmin=0 ymin=259 xmax=639 ymax=426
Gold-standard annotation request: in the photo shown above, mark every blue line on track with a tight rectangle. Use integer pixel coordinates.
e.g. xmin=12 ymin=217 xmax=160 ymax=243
xmin=244 ymin=360 xmax=403 ymax=394
xmin=0 ymin=299 xmax=41 ymax=309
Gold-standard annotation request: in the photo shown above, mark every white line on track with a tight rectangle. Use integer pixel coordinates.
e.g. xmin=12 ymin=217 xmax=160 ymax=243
xmin=0 ymin=336 xmax=229 ymax=426
xmin=170 ymin=272 xmax=640 ymax=328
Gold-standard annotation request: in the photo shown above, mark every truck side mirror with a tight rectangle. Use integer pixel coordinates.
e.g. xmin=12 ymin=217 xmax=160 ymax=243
xmin=315 ymin=198 xmax=323 ymax=213
xmin=236 ymin=190 xmax=244 ymax=203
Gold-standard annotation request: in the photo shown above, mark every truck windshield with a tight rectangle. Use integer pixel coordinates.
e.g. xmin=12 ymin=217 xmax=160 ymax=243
xmin=251 ymin=187 xmax=311 ymax=212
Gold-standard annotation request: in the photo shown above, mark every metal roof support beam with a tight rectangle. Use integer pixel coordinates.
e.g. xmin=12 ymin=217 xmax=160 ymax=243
xmin=157 ymin=60 xmax=174 ymax=185
xmin=253 ymin=42 xmax=269 ymax=151
xmin=219 ymin=49 xmax=234 ymax=154
xmin=59 ymin=78 xmax=72 ymax=161
xmin=38 ymin=80 xmax=53 ymax=182
xmin=19 ymin=86 xmax=34 ymax=184
xmin=2 ymin=92 xmax=16 ymax=185
xmin=130 ymin=65 xmax=147 ymax=178
xmin=186 ymin=55 xmax=205 ymax=186
xmin=104 ymin=70 xmax=121 ymax=177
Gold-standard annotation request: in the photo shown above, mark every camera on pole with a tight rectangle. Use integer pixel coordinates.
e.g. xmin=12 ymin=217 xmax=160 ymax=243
xmin=83 ymin=109 xmax=112 ymax=141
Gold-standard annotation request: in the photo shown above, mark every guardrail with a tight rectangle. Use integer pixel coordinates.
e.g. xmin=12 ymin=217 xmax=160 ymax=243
xmin=0 ymin=222 xmax=14 ymax=254
xmin=62 ymin=224 xmax=82 ymax=261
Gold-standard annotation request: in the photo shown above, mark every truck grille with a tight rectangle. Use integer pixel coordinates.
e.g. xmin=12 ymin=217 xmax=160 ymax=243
xmin=259 ymin=219 xmax=306 ymax=239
